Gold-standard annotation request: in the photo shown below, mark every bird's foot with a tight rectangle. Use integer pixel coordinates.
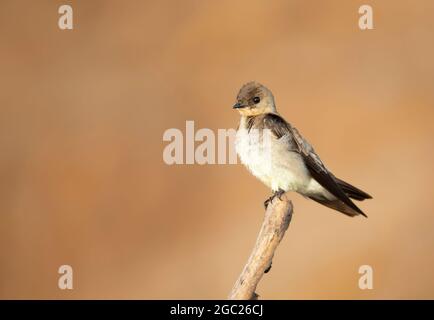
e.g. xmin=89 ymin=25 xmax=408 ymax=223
xmin=275 ymin=189 xmax=285 ymax=200
xmin=263 ymin=189 xmax=286 ymax=209
xmin=263 ymin=196 xmax=273 ymax=209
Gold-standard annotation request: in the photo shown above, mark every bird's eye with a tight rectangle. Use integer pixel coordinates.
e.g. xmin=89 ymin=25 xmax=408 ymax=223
xmin=253 ymin=97 xmax=260 ymax=104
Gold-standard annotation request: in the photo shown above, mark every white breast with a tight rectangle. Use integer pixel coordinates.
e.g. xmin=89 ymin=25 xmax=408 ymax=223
xmin=235 ymin=123 xmax=313 ymax=193
xmin=235 ymin=127 xmax=274 ymax=188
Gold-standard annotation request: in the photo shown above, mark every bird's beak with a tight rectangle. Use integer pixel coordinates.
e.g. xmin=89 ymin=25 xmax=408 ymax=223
xmin=233 ymin=102 xmax=246 ymax=109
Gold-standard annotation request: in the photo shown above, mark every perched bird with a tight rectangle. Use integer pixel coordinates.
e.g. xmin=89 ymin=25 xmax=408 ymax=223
xmin=233 ymin=82 xmax=372 ymax=217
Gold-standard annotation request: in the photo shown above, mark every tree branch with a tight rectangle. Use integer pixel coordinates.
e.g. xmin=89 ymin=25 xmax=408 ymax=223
xmin=228 ymin=196 xmax=293 ymax=300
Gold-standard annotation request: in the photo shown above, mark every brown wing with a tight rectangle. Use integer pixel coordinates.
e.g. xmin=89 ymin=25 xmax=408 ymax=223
xmin=263 ymin=113 xmax=367 ymax=217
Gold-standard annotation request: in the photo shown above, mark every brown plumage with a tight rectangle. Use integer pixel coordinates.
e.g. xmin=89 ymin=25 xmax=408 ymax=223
xmin=234 ymin=81 xmax=372 ymax=217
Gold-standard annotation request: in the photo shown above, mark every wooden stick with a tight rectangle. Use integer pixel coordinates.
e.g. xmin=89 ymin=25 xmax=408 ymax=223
xmin=228 ymin=197 xmax=293 ymax=300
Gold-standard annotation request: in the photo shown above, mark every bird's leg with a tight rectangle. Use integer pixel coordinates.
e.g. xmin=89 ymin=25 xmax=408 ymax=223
xmin=263 ymin=189 xmax=286 ymax=209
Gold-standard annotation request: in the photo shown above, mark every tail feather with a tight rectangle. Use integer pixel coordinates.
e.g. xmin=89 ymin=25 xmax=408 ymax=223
xmin=308 ymin=177 xmax=371 ymax=217
xmin=309 ymin=196 xmax=367 ymax=218
xmin=334 ymin=177 xmax=372 ymax=201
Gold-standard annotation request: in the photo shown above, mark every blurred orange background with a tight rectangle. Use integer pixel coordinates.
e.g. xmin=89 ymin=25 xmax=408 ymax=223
xmin=1 ymin=0 xmax=433 ymax=299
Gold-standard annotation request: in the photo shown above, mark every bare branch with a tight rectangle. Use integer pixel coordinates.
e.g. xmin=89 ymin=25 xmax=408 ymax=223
xmin=228 ymin=197 xmax=293 ymax=300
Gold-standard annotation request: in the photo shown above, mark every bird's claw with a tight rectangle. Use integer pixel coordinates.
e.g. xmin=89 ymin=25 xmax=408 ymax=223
xmin=264 ymin=189 xmax=285 ymax=209
xmin=275 ymin=189 xmax=285 ymax=200
xmin=264 ymin=196 xmax=273 ymax=209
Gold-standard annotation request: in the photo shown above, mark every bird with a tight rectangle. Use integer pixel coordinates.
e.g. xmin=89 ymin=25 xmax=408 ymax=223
xmin=233 ymin=81 xmax=372 ymax=217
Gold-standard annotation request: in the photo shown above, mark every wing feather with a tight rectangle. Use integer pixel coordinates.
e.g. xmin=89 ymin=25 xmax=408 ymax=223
xmin=263 ymin=113 xmax=366 ymax=217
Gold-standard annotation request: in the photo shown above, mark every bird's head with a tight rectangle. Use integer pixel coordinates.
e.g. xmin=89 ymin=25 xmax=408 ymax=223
xmin=233 ymin=81 xmax=276 ymax=116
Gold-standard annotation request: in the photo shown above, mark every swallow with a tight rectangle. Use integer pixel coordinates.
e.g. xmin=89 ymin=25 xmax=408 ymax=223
xmin=233 ymin=81 xmax=372 ymax=217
